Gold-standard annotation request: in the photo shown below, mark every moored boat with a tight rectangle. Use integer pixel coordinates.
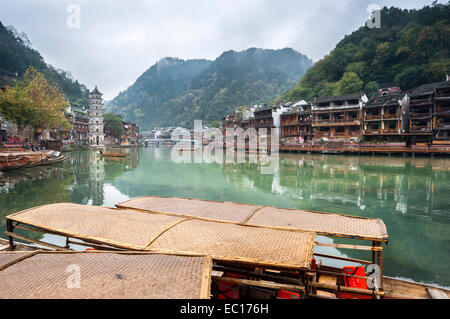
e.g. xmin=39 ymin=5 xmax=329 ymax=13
xmin=3 ymin=197 xmax=449 ymax=299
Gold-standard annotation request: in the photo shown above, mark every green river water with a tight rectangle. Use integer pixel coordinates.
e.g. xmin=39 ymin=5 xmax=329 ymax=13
xmin=0 ymin=148 xmax=449 ymax=287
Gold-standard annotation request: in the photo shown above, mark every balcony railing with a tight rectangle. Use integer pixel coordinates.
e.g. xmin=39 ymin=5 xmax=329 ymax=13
xmin=365 ymin=129 xmax=382 ymax=134
xmin=313 ymin=119 xmax=331 ymax=124
xmin=313 ymin=119 xmax=360 ymax=125
xmin=436 ymin=107 xmax=450 ymax=114
xmin=314 ymin=133 xmax=330 ymax=138
xmin=383 ymin=113 xmax=399 ymax=119
xmin=365 ymin=114 xmax=381 ymax=120
xmin=281 ymin=121 xmax=298 ymax=126
xmin=409 ymin=98 xmax=432 ymax=106
xmin=410 ymin=125 xmax=432 ymax=131
xmin=435 ymin=123 xmax=450 ymax=129
xmin=409 ymin=112 xmax=432 ymax=118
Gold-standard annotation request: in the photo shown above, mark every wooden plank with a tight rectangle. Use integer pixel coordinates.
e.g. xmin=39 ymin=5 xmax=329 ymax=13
xmin=427 ymin=288 xmax=449 ymax=299
xmin=0 ymin=244 xmax=9 ymax=251
xmin=316 ymin=274 xmax=337 ymax=298
xmin=313 ymin=252 xmax=372 ymax=265
xmin=143 ymin=218 xmax=191 ymax=248
xmin=200 ymin=256 xmax=213 ymax=299
xmin=308 ymin=281 xmax=383 ymax=297
xmin=5 ymin=231 xmax=71 ymax=251
xmin=315 ymin=241 xmax=383 ymax=251
xmin=67 ymin=239 xmax=124 ymax=251
xmin=0 ymin=251 xmax=39 ymax=271
xmin=212 ymin=276 xmax=305 ymax=292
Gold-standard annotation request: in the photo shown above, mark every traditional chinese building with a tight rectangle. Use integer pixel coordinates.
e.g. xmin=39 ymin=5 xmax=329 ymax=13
xmin=280 ymin=103 xmax=312 ymax=144
xmin=405 ymin=83 xmax=436 ymax=145
xmin=249 ymin=104 xmax=289 ymax=146
xmin=312 ymin=93 xmax=367 ymax=140
xmin=121 ymin=121 xmax=139 ymax=145
xmin=432 ymin=81 xmax=450 ymax=142
xmin=363 ymin=93 xmax=405 ymax=142
xmin=88 ymin=86 xmax=104 ymax=147
xmin=67 ymin=106 xmax=89 ymax=144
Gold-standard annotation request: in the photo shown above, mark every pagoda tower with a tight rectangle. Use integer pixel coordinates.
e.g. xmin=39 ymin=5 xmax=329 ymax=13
xmin=88 ymin=86 xmax=104 ymax=147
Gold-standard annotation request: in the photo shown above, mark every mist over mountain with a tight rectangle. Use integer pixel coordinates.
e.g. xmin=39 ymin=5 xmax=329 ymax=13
xmin=107 ymin=48 xmax=313 ymax=129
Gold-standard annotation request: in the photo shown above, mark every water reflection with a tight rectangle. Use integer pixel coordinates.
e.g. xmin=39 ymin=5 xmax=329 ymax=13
xmin=222 ymin=154 xmax=450 ymax=286
xmin=0 ymin=148 xmax=448 ymax=287
xmin=0 ymin=150 xmax=139 ymax=239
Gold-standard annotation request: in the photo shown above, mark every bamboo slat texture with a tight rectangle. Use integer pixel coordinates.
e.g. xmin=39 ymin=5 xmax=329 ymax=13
xmin=117 ymin=196 xmax=388 ymax=241
xmin=7 ymin=203 xmax=316 ymax=269
xmin=116 ymin=196 xmax=261 ymax=223
xmin=8 ymin=203 xmax=184 ymax=250
xmin=148 ymin=219 xmax=315 ymax=268
xmin=0 ymin=251 xmax=212 ymax=299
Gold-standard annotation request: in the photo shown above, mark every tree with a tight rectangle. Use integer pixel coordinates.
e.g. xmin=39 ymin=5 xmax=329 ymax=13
xmin=104 ymin=112 xmax=123 ymax=137
xmin=336 ymin=72 xmax=364 ymax=95
xmin=283 ymin=3 xmax=450 ymax=102
xmin=0 ymin=66 xmax=71 ymax=138
xmin=394 ymin=66 xmax=426 ymax=90
xmin=209 ymin=120 xmax=221 ymax=128
xmin=235 ymin=105 xmax=247 ymax=120
xmin=318 ymin=82 xmax=339 ymax=97
xmin=364 ymin=81 xmax=379 ymax=97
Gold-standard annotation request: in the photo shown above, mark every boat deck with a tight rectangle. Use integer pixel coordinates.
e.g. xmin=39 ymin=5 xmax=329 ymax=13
xmin=3 ymin=198 xmax=450 ymax=299
xmin=6 ymin=203 xmax=316 ymax=269
xmin=116 ymin=196 xmax=388 ymax=242
xmin=0 ymin=251 xmax=211 ymax=299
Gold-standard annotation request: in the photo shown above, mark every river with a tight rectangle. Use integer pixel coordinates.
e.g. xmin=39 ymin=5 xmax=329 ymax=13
xmin=0 ymin=148 xmax=449 ymax=287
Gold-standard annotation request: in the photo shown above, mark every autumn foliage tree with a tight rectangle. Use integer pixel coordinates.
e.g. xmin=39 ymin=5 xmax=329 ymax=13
xmin=0 ymin=66 xmax=71 ymax=139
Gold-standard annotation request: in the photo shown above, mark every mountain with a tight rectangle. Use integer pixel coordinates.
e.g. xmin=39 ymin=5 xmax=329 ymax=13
xmin=107 ymin=48 xmax=313 ymax=128
xmin=0 ymin=21 xmax=89 ymax=106
xmin=282 ymin=2 xmax=450 ymax=102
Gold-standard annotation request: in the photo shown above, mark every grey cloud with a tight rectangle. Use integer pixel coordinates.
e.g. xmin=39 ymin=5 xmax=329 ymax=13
xmin=0 ymin=0 xmax=437 ymax=99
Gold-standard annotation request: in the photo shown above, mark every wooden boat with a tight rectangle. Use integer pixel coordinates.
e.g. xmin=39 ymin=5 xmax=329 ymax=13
xmin=0 ymin=152 xmax=48 ymax=171
xmin=0 ymin=238 xmax=50 ymax=252
xmin=36 ymin=154 xmax=68 ymax=166
xmin=4 ymin=198 xmax=449 ymax=299
xmin=0 ymin=250 xmax=211 ymax=299
xmin=100 ymin=152 xmax=127 ymax=157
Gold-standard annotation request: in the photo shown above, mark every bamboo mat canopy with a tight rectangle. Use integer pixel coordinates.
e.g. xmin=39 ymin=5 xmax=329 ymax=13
xmin=6 ymin=203 xmax=316 ymax=269
xmin=116 ymin=196 xmax=388 ymax=241
xmin=0 ymin=251 xmax=212 ymax=299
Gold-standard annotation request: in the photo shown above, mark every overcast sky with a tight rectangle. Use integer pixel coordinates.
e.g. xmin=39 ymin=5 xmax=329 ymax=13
xmin=0 ymin=0 xmax=440 ymax=100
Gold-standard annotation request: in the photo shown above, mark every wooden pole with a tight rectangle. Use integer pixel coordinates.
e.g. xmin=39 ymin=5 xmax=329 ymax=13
xmin=372 ymin=240 xmax=376 ymax=264
xmin=6 ymin=219 xmax=15 ymax=251
xmin=212 ymin=276 xmax=305 ymax=293
xmin=308 ymin=281 xmax=384 ymax=297
xmin=376 ymin=242 xmax=384 ymax=291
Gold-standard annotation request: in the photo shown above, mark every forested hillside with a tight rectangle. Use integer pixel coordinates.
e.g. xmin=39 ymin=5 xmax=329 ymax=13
xmin=283 ymin=2 xmax=450 ymax=102
xmin=107 ymin=48 xmax=313 ymax=128
xmin=0 ymin=21 xmax=89 ymax=106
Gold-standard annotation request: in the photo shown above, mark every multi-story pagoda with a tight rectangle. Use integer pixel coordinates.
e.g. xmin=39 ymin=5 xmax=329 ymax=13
xmin=88 ymin=86 xmax=104 ymax=147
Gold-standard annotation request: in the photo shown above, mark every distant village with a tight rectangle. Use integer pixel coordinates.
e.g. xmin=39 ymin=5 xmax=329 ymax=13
xmin=2 ymin=67 xmax=450 ymax=153
xmin=0 ymin=69 xmax=139 ymax=150
xmin=222 ymin=77 xmax=450 ymax=149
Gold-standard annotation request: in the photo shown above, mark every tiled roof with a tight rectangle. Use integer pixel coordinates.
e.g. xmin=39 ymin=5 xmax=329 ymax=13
xmin=316 ymin=93 xmax=363 ymax=103
xmin=364 ymin=93 xmax=403 ymax=108
xmin=410 ymin=81 xmax=450 ymax=96
xmin=90 ymin=86 xmax=102 ymax=95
